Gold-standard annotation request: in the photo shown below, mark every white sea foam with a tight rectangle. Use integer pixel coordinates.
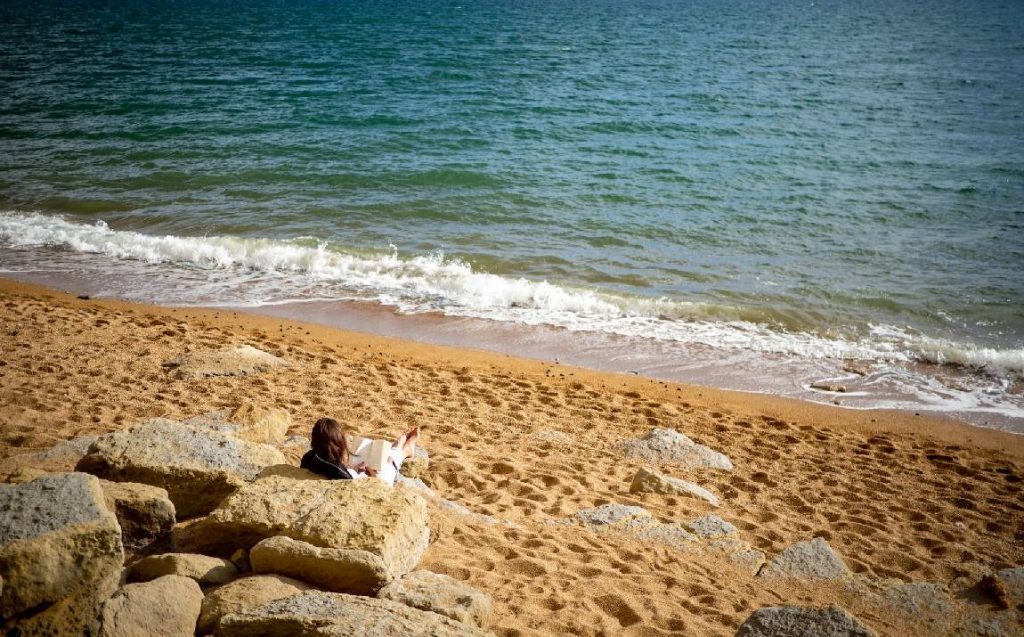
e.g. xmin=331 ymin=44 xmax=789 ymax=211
xmin=2 ymin=211 xmax=1022 ymax=378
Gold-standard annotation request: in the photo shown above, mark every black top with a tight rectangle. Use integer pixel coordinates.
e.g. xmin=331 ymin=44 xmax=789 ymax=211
xmin=300 ymin=450 xmax=353 ymax=480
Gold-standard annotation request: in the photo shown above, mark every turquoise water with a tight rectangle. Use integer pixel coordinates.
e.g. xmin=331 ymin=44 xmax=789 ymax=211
xmin=1 ymin=0 xmax=1023 ymax=425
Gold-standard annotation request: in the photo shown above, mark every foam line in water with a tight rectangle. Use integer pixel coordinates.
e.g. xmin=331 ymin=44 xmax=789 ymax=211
xmin=1 ymin=211 xmax=1021 ymax=377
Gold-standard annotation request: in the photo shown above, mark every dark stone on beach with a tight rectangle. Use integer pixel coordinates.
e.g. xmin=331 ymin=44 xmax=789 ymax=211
xmin=736 ymin=605 xmax=876 ymax=637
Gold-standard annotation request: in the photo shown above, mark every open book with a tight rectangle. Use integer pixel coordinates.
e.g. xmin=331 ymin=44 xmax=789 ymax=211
xmin=346 ymin=436 xmax=392 ymax=473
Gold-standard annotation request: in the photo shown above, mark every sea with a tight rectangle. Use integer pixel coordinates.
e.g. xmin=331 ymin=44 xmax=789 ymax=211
xmin=1 ymin=0 xmax=1022 ymax=430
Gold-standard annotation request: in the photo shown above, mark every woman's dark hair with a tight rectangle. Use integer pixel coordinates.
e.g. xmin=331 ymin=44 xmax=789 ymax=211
xmin=311 ymin=417 xmax=349 ymax=466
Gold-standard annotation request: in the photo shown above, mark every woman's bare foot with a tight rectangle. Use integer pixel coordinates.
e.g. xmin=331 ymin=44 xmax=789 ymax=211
xmin=392 ymin=426 xmax=420 ymax=461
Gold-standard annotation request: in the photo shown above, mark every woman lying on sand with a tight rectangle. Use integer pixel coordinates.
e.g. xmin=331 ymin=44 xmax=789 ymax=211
xmin=300 ymin=417 xmax=420 ymax=486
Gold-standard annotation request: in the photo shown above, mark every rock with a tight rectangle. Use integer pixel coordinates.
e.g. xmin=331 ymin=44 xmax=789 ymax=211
xmin=128 ymin=553 xmax=239 ymax=586
xmin=631 ymin=522 xmax=698 ymax=550
xmin=992 ymin=567 xmax=1024 ymax=608
xmin=401 ymin=447 xmax=430 ymax=479
xmin=100 ymin=479 xmax=176 ymax=552
xmin=0 ymin=434 xmax=98 ymax=478
xmin=76 ymin=417 xmax=286 ymax=518
xmin=619 ymin=428 xmax=733 ymax=470
xmin=685 ymin=515 xmax=737 ymax=538
xmin=216 ymin=590 xmax=493 ymax=636
xmin=163 ymin=344 xmax=290 ymax=379
xmin=574 ymin=503 xmax=654 ymax=528
xmin=736 ymin=605 xmax=876 ymax=637
xmin=629 ymin=467 xmax=720 ymax=505
xmin=759 ymin=537 xmax=852 ymax=582
xmin=173 ymin=474 xmax=428 ymax=581
xmin=881 ymin=581 xmax=954 ymax=623
xmin=379 ymin=570 xmax=492 ymax=628
xmin=196 ymin=574 xmax=311 ymax=635
xmin=98 ymin=574 xmax=203 ymax=637
xmin=396 ymin=474 xmax=434 ymax=496
xmin=811 ymin=381 xmax=848 ymax=392
xmin=227 ymin=404 xmax=292 ymax=445
xmin=250 ymin=535 xmax=390 ymax=595
xmin=0 ymin=472 xmax=123 ymax=636
xmin=729 ymin=547 xmax=768 ymax=575
xmin=956 ymin=613 xmax=1021 ymax=637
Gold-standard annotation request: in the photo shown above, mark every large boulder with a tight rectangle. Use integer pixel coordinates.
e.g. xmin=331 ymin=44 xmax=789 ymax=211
xmin=758 ymin=537 xmax=852 ymax=582
xmin=128 ymin=553 xmax=239 ymax=586
xmin=98 ymin=574 xmax=203 ymax=637
xmin=216 ymin=591 xmax=493 ymax=636
xmin=163 ymin=345 xmax=290 ymax=380
xmin=619 ymin=428 xmax=733 ymax=470
xmin=0 ymin=472 xmax=124 ymax=635
xmin=736 ymin=605 xmax=876 ymax=636
xmin=378 ymin=570 xmax=493 ymax=628
xmin=197 ymin=575 xmax=312 ymax=635
xmin=629 ymin=467 xmax=719 ymax=505
xmin=250 ymin=535 xmax=390 ymax=595
xmin=101 ymin=479 xmax=176 ymax=551
xmin=174 ymin=474 xmax=428 ymax=581
xmin=76 ymin=418 xmax=286 ymax=518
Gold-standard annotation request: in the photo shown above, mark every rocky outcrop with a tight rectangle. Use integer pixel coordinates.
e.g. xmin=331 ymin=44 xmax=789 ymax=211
xmin=629 ymin=467 xmax=719 ymax=505
xmin=379 ymin=570 xmax=493 ymax=628
xmin=216 ymin=590 xmax=493 ymax=636
xmin=101 ymin=480 xmax=176 ymax=551
xmin=76 ymin=417 xmax=286 ymax=517
xmin=174 ymin=474 xmax=429 ymax=581
xmin=98 ymin=574 xmax=203 ymax=637
xmin=128 ymin=553 xmax=239 ymax=586
xmin=758 ymin=537 xmax=852 ymax=582
xmin=197 ymin=575 xmax=311 ymax=635
xmin=619 ymin=428 xmax=733 ymax=470
xmin=736 ymin=605 xmax=876 ymax=637
xmin=0 ymin=472 xmax=124 ymax=635
xmin=250 ymin=535 xmax=390 ymax=595
xmin=163 ymin=345 xmax=290 ymax=380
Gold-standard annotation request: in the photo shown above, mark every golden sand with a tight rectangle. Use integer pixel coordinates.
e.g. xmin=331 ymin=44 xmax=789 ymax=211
xmin=1 ymin=277 xmax=1021 ymax=636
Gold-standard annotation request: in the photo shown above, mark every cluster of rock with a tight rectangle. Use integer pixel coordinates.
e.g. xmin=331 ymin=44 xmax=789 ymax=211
xmin=602 ymin=427 xmax=1024 ymax=636
xmin=0 ymin=410 xmax=493 ymax=636
xmin=571 ymin=505 xmax=767 ymax=575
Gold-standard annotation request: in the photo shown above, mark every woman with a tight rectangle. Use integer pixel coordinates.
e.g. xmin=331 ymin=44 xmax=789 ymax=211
xmin=300 ymin=417 xmax=419 ymax=486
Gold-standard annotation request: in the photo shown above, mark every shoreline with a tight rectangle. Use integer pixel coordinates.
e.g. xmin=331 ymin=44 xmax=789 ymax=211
xmin=3 ymin=274 xmax=1024 ymax=636
xmin=2 ymin=263 xmax=1022 ymax=436
xmin=0 ymin=278 xmax=1019 ymax=458
xmin=2 ymin=275 xmax=1022 ymax=457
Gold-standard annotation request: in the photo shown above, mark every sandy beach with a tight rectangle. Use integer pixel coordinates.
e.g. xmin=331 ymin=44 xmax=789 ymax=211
xmin=1 ymin=276 xmax=1022 ymax=636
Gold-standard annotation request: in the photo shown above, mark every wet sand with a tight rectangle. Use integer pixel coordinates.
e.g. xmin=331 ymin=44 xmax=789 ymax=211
xmin=1 ymin=276 xmax=1021 ymax=636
